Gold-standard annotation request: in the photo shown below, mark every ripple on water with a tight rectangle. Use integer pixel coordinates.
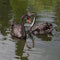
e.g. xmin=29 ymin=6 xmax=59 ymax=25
xmin=0 ymin=34 xmax=16 ymax=60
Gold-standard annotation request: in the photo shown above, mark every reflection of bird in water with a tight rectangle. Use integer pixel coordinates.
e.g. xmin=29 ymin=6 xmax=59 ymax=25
xmin=26 ymin=42 xmax=32 ymax=49
xmin=47 ymin=34 xmax=53 ymax=37
xmin=24 ymin=33 xmax=35 ymax=50
xmin=36 ymin=33 xmax=53 ymax=41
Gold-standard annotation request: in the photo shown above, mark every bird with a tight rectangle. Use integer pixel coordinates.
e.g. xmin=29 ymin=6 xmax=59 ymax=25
xmin=29 ymin=22 xmax=53 ymax=35
xmin=11 ymin=12 xmax=36 ymax=39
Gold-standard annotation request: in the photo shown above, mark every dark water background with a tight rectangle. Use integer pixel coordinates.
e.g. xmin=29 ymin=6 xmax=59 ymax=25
xmin=0 ymin=0 xmax=60 ymax=60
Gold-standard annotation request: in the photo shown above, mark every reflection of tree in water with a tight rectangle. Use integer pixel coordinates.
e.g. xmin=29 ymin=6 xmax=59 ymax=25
xmin=0 ymin=0 xmax=12 ymax=35
xmin=15 ymin=39 xmax=26 ymax=59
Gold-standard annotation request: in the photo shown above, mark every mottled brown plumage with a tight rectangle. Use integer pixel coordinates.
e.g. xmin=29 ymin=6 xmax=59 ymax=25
xmin=30 ymin=22 xmax=53 ymax=35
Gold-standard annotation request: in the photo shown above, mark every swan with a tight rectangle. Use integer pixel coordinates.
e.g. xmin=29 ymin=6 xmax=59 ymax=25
xmin=11 ymin=18 xmax=26 ymax=39
xmin=11 ymin=12 xmax=36 ymax=39
xmin=29 ymin=22 xmax=53 ymax=35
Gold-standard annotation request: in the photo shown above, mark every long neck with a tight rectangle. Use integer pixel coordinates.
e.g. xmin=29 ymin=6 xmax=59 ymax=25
xmin=29 ymin=17 xmax=36 ymax=32
xmin=30 ymin=17 xmax=35 ymax=27
xmin=20 ymin=16 xmax=26 ymax=37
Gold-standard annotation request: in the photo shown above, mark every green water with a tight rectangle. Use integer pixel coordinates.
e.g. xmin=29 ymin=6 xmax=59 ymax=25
xmin=0 ymin=0 xmax=60 ymax=60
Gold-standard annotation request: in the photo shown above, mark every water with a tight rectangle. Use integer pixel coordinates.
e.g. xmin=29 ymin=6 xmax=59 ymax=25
xmin=0 ymin=0 xmax=60 ymax=60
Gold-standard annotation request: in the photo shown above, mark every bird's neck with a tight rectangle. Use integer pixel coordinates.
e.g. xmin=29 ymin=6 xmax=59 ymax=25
xmin=20 ymin=18 xmax=25 ymax=37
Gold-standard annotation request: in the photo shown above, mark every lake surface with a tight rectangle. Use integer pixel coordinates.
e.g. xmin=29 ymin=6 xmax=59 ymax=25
xmin=0 ymin=0 xmax=60 ymax=60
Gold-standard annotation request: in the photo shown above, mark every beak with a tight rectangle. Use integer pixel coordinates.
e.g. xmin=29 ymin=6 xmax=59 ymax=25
xmin=27 ymin=18 xmax=31 ymax=23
